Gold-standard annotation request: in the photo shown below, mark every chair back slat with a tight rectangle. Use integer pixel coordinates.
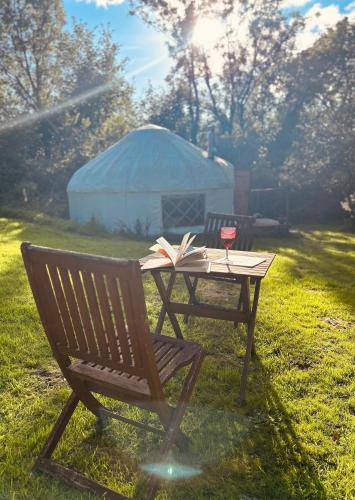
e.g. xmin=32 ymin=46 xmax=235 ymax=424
xmin=70 ymin=269 xmax=99 ymax=355
xmin=47 ymin=264 xmax=79 ymax=351
xmin=105 ymin=275 xmax=132 ymax=366
xmin=119 ymin=277 xmax=144 ymax=369
xmin=92 ymin=272 xmax=120 ymax=361
xmin=59 ymin=266 xmax=90 ymax=353
xmin=71 ymin=271 xmax=101 ymax=356
xmin=34 ymin=261 xmax=69 ymax=351
xmin=82 ymin=271 xmax=110 ymax=359
xmin=203 ymin=212 xmax=255 ymax=251
xmin=21 ymin=243 xmax=161 ymax=385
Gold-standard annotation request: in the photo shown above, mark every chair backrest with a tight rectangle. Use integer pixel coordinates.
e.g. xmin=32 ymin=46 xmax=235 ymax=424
xmin=21 ymin=243 xmax=160 ymax=386
xmin=203 ymin=212 xmax=255 ymax=251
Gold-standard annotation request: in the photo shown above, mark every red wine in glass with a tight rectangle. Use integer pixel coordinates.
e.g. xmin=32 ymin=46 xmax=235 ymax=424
xmin=217 ymin=227 xmax=238 ymax=264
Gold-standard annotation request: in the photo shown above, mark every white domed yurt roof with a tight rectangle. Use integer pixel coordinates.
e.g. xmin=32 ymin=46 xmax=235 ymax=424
xmin=67 ymin=124 xmax=233 ymax=194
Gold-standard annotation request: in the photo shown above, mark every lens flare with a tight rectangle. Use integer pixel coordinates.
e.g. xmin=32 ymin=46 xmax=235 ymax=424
xmin=140 ymin=462 xmax=202 ymax=480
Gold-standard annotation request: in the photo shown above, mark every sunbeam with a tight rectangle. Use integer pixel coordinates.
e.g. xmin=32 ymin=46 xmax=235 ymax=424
xmin=0 ymin=54 xmax=167 ymax=134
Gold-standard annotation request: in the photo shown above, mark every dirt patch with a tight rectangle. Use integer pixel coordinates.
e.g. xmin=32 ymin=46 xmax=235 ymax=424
xmin=321 ymin=317 xmax=353 ymax=329
xmin=294 ymin=360 xmax=313 ymax=370
xmin=33 ymin=367 xmax=65 ymax=388
xmin=198 ymin=280 xmax=239 ymax=304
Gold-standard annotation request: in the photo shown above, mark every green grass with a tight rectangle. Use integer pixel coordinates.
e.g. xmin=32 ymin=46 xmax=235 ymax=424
xmin=0 ymin=216 xmax=354 ymax=499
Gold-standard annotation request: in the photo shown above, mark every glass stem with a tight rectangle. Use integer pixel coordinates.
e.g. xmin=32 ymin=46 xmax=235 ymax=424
xmin=226 ymin=247 xmax=229 ymax=261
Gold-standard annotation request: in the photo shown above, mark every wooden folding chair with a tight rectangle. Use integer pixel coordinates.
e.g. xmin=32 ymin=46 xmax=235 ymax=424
xmin=21 ymin=242 xmax=205 ymax=500
xmin=184 ymin=212 xmax=255 ymax=326
xmin=202 ymin=212 xmax=255 ymax=252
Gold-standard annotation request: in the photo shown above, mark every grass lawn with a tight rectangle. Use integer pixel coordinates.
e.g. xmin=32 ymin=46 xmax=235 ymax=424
xmin=0 ymin=216 xmax=354 ymax=499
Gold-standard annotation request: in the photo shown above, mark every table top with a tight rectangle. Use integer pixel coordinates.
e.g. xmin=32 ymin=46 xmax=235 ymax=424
xmin=140 ymin=248 xmax=276 ymax=279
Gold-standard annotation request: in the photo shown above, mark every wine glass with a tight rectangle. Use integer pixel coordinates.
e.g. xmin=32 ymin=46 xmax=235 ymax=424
xmin=215 ymin=226 xmax=238 ymax=264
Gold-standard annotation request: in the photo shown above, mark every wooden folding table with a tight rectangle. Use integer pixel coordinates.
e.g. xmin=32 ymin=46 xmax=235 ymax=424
xmin=140 ymin=248 xmax=275 ymax=405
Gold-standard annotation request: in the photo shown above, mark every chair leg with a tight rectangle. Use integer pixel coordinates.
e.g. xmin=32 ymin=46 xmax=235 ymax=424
xmin=69 ymin=378 xmax=112 ymax=431
xmin=237 ymin=280 xmax=261 ymax=406
xmin=251 ymin=339 xmax=256 ymax=359
xmin=155 ymin=404 xmax=190 ymax=452
xmin=146 ymin=351 xmax=204 ymax=499
xmin=34 ymin=391 xmax=128 ymax=499
xmin=35 ymin=357 xmax=204 ymax=500
xmin=237 ymin=323 xmax=255 ymax=407
xmin=66 ymin=372 xmax=105 ymax=417
xmin=34 ymin=391 xmax=79 ymax=468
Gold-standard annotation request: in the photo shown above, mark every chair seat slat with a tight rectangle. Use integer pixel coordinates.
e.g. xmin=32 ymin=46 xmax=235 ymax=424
xmin=58 ymin=345 xmax=146 ymax=377
xmin=153 ymin=340 xmax=165 ymax=353
xmin=154 ymin=343 xmax=173 ymax=364
xmin=156 ymin=346 xmax=182 ymax=371
xmin=67 ymin=335 xmax=201 ymax=393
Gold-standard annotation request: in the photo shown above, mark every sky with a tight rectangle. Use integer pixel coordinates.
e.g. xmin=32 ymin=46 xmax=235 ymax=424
xmin=63 ymin=0 xmax=355 ymax=95
xmin=63 ymin=0 xmax=170 ymax=94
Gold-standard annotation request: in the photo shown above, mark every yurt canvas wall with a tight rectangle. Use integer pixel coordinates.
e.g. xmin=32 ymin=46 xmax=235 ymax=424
xmin=67 ymin=125 xmax=234 ymax=236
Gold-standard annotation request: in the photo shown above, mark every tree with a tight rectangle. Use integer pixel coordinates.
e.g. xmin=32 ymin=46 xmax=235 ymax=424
xmin=141 ymin=82 xmax=195 ymax=140
xmin=282 ymin=19 xmax=355 ymax=220
xmin=132 ymin=0 xmax=302 ymax=161
xmin=135 ymin=1 xmax=354 ymax=221
xmin=0 ymin=0 xmax=136 ymax=213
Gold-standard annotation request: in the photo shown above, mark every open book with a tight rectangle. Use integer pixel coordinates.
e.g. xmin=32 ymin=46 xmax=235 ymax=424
xmin=141 ymin=233 xmax=210 ymax=272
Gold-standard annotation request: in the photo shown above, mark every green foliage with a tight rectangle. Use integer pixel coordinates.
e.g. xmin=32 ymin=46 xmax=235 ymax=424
xmin=0 ymin=0 xmax=137 ymax=214
xmin=0 ymin=0 xmax=353 ymax=222
xmin=135 ymin=0 xmax=303 ymax=150
xmin=281 ymin=20 xmax=355 ymax=220
xmin=141 ymin=83 xmax=192 ymax=141
xmin=136 ymin=1 xmax=354 ymax=220
xmin=0 ymin=215 xmax=354 ymax=498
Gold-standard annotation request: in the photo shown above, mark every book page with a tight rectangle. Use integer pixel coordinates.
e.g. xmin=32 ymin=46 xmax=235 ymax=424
xmin=156 ymin=236 xmax=178 ymax=264
xmin=175 ymin=260 xmax=211 ymax=273
xmin=141 ymin=257 xmax=173 ymax=270
xmin=149 ymin=243 xmax=169 ymax=257
xmin=176 ymin=232 xmax=191 ymax=263
xmin=178 ymin=246 xmax=206 ymax=264
xmin=185 ymin=233 xmax=196 ymax=252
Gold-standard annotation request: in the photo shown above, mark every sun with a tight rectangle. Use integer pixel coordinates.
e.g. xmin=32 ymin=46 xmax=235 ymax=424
xmin=191 ymin=16 xmax=224 ymax=51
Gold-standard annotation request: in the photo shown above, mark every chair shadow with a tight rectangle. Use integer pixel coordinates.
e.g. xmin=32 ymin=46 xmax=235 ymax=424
xmin=145 ymin=352 xmax=328 ymax=500
xmin=144 ymin=273 xmax=328 ymax=498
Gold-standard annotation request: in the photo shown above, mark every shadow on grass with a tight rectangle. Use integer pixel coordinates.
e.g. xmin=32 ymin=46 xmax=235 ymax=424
xmin=170 ymin=350 xmax=328 ymax=499
xmin=246 ymin=355 xmax=326 ymax=499
xmin=259 ymin=228 xmax=355 ymax=315
xmin=0 ymin=219 xmax=348 ymax=498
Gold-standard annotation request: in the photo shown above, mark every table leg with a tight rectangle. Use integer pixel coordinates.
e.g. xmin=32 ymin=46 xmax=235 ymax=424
xmin=234 ymin=279 xmax=246 ymax=329
xmin=152 ymin=271 xmax=183 ymax=339
xmin=183 ymin=275 xmax=199 ymax=324
xmin=237 ymin=279 xmax=261 ymax=406
xmin=241 ymin=279 xmax=256 ymax=359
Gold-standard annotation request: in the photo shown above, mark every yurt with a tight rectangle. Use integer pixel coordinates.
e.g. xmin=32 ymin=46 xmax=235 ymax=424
xmin=67 ymin=125 xmax=234 ymax=236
